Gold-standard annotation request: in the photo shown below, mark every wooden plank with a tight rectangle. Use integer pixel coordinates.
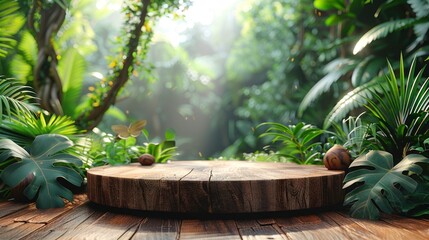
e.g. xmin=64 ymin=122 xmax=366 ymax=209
xmin=0 ymin=221 xmax=45 ymax=239
xmin=337 ymin=212 xmax=426 ymax=239
xmin=381 ymin=214 xmax=429 ymax=238
xmin=320 ymin=212 xmax=377 ymax=239
xmin=180 ymin=219 xmax=241 ymax=240
xmin=58 ymin=211 xmax=142 ymax=239
xmin=239 ymin=225 xmax=287 ymax=240
xmin=236 ymin=218 xmax=287 ymax=240
xmin=0 ymin=201 xmax=30 ymax=218
xmin=131 ymin=218 xmax=180 ymax=240
xmin=20 ymin=203 xmax=105 ymax=240
xmin=11 ymin=194 xmax=88 ymax=224
xmin=279 ymin=213 xmax=349 ymax=240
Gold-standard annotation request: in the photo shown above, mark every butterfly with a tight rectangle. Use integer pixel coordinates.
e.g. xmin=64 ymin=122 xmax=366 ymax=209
xmin=111 ymin=120 xmax=147 ymax=139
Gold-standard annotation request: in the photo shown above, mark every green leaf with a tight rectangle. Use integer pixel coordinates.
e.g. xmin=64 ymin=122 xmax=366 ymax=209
xmin=324 ymin=76 xmax=384 ymax=128
xmin=314 ymin=0 xmax=345 ymax=11
xmin=299 ymin=58 xmax=357 ymax=116
xmin=58 ymin=49 xmax=87 ymax=117
xmin=0 ymin=77 xmax=37 ymax=121
xmin=0 ymin=134 xmax=83 ymax=209
xmin=0 ymin=0 xmax=25 ymax=58
xmin=343 ymin=151 xmax=429 ymax=219
xmin=165 ymin=128 xmax=176 ymax=141
xmin=353 ymin=18 xmax=420 ymax=54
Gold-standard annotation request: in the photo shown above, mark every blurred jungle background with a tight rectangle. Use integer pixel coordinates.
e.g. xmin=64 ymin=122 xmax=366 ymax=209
xmin=1 ymin=0 xmax=428 ymax=160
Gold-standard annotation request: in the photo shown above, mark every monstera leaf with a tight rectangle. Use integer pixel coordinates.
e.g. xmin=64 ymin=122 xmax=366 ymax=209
xmin=0 ymin=134 xmax=83 ymax=209
xmin=343 ymin=151 xmax=429 ymax=219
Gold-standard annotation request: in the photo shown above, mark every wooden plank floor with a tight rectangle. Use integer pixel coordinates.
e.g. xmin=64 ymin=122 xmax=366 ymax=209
xmin=1 ymin=195 xmax=429 ymax=239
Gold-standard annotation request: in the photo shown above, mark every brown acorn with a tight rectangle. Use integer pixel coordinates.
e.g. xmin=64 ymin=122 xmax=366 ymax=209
xmin=138 ymin=154 xmax=155 ymax=166
xmin=323 ymin=144 xmax=352 ymax=170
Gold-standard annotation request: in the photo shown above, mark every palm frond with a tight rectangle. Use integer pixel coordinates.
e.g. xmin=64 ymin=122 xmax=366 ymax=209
xmin=298 ymin=58 xmax=357 ymax=116
xmin=407 ymin=0 xmax=429 ymax=18
xmin=351 ymin=56 xmax=384 ymax=87
xmin=353 ymin=18 xmax=419 ymax=55
xmin=0 ymin=112 xmax=79 ymax=146
xmin=324 ymin=76 xmax=385 ymax=129
xmin=0 ymin=77 xmax=37 ymax=120
xmin=0 ymin=0 xmax=25 ymax=58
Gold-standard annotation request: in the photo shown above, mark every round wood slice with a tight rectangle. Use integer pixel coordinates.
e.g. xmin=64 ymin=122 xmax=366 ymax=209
xmin=87 ymin=161 xmax=344 ymax=213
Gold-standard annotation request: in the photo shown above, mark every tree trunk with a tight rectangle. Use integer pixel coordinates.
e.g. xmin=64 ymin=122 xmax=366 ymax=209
xmin=76 ymin=0 xmax=151 ymax=131
xmin=29 ymin=1 xmax=66 ymax=115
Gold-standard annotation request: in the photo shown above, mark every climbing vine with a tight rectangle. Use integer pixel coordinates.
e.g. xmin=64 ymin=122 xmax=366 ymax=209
xmin=76 ymin=0 xmax=191 ymax=130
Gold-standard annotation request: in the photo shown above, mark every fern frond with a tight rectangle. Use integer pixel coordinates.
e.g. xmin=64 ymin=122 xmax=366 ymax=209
xmin=407 ymin=0 xmax=429 ymax=18
xmin=0 ymin=77 xmax=37 ymax=120
xmin=324 ymin=76 xmax=385 ymax=129
xmin=299 ymin=58 xmax=357 ymax=116
xmin=353 ymin=18 xmax=419 ymax=54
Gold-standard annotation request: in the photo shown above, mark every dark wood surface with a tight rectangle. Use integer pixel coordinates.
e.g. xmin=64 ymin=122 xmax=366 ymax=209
xmin=87 ymin=161 xmax=345 ymax=213
xmin=1 ymin=194 xmax=429 ymax=239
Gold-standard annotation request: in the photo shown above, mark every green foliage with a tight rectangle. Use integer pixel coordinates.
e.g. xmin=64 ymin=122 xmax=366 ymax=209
xmin=332 ymin=113 xmax=377 ymax=158
xmin=343 ymin=151 xmax=429 ymax=220
xmin=365 ymin=56 xmax=429 ymax=161
xmin=258 ymin=122 xmax=325 ymax=164
xmin=0 ymin=77 xmax=36 ymax=120
xmin=298 ymin=58 xmax=358 ymax=117
xmin=9 ymin=31 xmax=37 ymax=83
xmin=0 ymin=134 xmax=83 ymax=209
xmin=0 ymin=112 xmax=79 ymax=147
xmin=58 ymin=48 xmax=87 ymax=117
xmin=324 ymin=77 xmax=384 ymax=128
xmin=137 ymin=129 xmax=177 ymax=163
xmin=353 ymin=18 xmax=421 ymax=55
xmin=90 ymin=124 xmax=177 ymax=166
xmin=0 ymin=0 xmax=25 ymax=58
xmin=302 ymin=0 xmax=429 ymax=125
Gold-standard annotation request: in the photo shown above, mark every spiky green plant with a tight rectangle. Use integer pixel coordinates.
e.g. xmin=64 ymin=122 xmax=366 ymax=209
xmin=258 ymin=122 xmax=325 ymax=164
xmin=365 ymin=56 xmax=429 ymax=162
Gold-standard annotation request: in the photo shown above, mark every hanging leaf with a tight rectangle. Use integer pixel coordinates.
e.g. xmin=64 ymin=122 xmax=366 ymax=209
xmin=299 ymin=58 xmax=357 ymax=116
xmin=0 ymin=134 xmax=83 ymax=209
xmin=353 ymin=18 xmax=419 ymax=54
xmin=324 ymin=76 xmax=385 ymax=128
xmin=343 ymin=151 xmax=429 ymax=219
xmin=58 ymin=48 xmax=87 ymax=117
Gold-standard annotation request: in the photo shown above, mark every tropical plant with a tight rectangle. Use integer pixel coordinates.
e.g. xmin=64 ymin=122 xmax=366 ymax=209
xmin=0 ymin=112 xmax=79 ymax=146
xmin=331 ymin=113 xmax=377 ymax=158
xmin=300 ymin=0 xmax=429 ymax=124
xmin=0 ymin=134 xmax=83 ymax=209
xmin=90 ymin=122 xmax=177 ymax=166
xmin=258 ymin=122 xmax=325 ymax=164
xmin=0 ymin=77 xmax=36 ymax=120
xmin=365 ymin=56 xmax=429 ymax=162
xmin=0 ymin=0 xmax=25 ymax=58
xmin=343 ymin=150 xmax=429 ymax=220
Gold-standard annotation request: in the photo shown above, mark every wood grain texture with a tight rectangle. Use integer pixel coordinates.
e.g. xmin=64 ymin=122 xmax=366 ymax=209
xmin=2 ymin=194 xmax=429 ymax=240
xmin=87 ymin=161 xmax=345 ymax=213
